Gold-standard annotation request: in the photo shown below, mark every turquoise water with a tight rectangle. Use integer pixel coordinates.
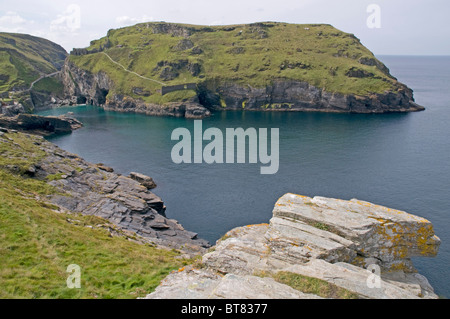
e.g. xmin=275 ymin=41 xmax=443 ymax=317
xmin=38 ymin=56 xmax=450 ymax=297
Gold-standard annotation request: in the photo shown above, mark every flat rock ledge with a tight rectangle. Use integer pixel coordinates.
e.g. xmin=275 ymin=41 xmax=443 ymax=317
xmin=146 ymin=194 xmax=441 ymax=299
xmin=0 ymin=113 xmax=83 ymax=135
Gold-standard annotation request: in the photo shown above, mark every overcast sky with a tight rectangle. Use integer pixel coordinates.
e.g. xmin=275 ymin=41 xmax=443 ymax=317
xmin=0 ymin=0 xmax=449 ymax=55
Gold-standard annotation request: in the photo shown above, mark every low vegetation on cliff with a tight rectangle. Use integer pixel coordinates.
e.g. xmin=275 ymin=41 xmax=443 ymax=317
xmin=0 ymin=33 xmax=68 ymax=111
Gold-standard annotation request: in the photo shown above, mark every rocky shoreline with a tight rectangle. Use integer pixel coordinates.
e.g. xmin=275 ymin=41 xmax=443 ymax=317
xmin=0 ymin=128 xmax=210 ymax=255
xmin=1 ymin=23 xmax=426 ymax=118
xmin=61 ymin=60 xmax=211 ymax=119
xmin=102 ymin=99 xmax=211 ymax=119
xmin=146 ymin=194 xmax=440 ymax=299
xmin=59 ymin=58 xmax=423 ymax=120
xmin=202 ymin=79 xmax=425 ymax=114
xmin=0 ymin=113 xmax=83 ymax=135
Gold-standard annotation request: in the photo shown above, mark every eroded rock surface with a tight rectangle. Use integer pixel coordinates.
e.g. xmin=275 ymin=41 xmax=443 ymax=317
xmin=146 ymin=194 xmax=440 ymax=299
xmin=0 ymin=129 xmax=210 ymax=254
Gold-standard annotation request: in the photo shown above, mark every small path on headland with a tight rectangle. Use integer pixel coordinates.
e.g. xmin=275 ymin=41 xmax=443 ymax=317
xmin=101 ymin=52 xmax=166 ymax=86
xmin=28 ymin=71 xmax=61 ymax=91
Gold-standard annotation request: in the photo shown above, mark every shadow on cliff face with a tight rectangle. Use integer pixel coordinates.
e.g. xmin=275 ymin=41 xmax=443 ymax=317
xmin=76 ymin=88 xmax=109 ymax=106
xmin=196 ymin=82 xmax=220 ymax=110
xmin=96 ymin=89 xmax=109 ymax=106
xmin=77 ymin=96 xmax=87 ymax=105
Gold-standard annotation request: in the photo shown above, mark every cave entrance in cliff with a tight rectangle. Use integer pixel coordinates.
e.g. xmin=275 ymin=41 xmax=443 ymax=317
xmin=77 ymin=96 xmax=87 ymax=105
xmin=97 ymin=89 xmax=109 ymax=106
xmin=196 ymin=83 xmax=218 ymax=110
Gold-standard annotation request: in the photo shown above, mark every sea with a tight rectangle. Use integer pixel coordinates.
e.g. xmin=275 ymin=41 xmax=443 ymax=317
xmin=38 ymin=56 xmax=450 ymax=297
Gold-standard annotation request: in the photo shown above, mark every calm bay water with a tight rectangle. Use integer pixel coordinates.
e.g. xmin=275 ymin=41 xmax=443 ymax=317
xmin=38 ymin=56 xmax=450 ymax=297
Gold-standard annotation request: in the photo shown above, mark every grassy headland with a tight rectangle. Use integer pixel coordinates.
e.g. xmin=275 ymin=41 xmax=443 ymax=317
xmin=68 ymin=22 xmax=399 ymax=105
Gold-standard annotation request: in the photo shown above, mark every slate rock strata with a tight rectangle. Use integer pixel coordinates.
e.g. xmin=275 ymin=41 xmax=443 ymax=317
xmin=61 ymin=60 xmax=211 ymax=119
xmin=146 ymin=194 xmax=440 ymax=299
xmin=62 ymin=57 xmax=424 ymax=117
xmin=61 ymin=58 xmax=423 ymax=119
xmin=1 ymin=102 xmax=25 ymax=117
xmin=0 ymin=129 xmax=209 ymax=254
xmin=200 ymin=80 xmax=424 ymax=113
xmin=130 ymin=172 xmax=157 ymax=189
xmin=0 ymin=113 xmax=83 ymax=135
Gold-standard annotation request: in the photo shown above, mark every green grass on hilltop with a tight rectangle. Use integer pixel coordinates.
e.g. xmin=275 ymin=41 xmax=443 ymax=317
xmin=32 ymin=77 xmax=65 ymax=96
xmin=0 ymin=33 xmax=67 ymax=94
xmin=69 ymin=22 xmax=398 ymax=105
xmin=0 ymin=132 xmax=186 ymax=299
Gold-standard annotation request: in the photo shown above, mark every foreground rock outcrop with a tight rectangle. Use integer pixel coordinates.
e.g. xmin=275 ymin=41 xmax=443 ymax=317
xmin=146 ymin=194 xmax=440 ymax=299
xmin=0 ymin=128 xmax=210 ymax=254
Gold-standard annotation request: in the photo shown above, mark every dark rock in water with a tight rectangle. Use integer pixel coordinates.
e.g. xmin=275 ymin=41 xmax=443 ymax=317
xmin=102 ymin=94 xmax=211 ymax=119
xmin=185 ymin=103 xmax=211 ymax=119
xmin=96 ymin=163 xmax=114 ymax=173
xmin=130 ymin=172 xmax=157 ymax=189
xmin=0 ymin=113 xmax=83 ymax=135
xmin=199 ymin=80 xmax=425 ymax=113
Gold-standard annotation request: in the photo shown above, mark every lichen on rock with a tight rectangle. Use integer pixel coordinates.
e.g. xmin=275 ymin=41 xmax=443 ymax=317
xmin=146 ymin=194 xmax=440 ymax=299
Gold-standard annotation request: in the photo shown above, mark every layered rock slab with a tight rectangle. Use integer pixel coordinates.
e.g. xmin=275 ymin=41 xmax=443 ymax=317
xmin=271 ymin=194 xmax=440 ymax=272
xmin=147 ymin=268 xmax=322 ymax=299
xmin=146 ymin=194 xmax=440 ymax=299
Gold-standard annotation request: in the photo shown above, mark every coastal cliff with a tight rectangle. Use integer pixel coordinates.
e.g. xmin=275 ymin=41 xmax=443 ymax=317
xmin=200 ymin=79 xmax=423 ymax=113
xmin=146 ymin=194 xmax=440 ymax=299
xmin=0 ymin=32 xmax=68 ymax=112
xmin=0 ymin=128 xmax=209 ymax=254
xmin=61 ymin=60 xmax=211 ymax=119
xmin=61 ymin=22 xmax=424 ymax=117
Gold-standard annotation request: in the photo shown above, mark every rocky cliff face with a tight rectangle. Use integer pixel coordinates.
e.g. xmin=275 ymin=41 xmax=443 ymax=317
xmin=60 ymin=22 xmax=425 ymax=117
xmin=0 ymin=128 xmax=210 ymax=254
xmin=0 ymin=114 xmax=82 ymax=135
xmin=61 ymin=60 xmax=211 ymax=119
xmin=61 ymin=58 xmax=423 ymax=117
xmin=146 ymin=194 xmax=440 ymax=299
xmin=0 ymin=32 xmax=69 ymax=112
xmin=200 ymin=80 xmax=424 ymax=113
